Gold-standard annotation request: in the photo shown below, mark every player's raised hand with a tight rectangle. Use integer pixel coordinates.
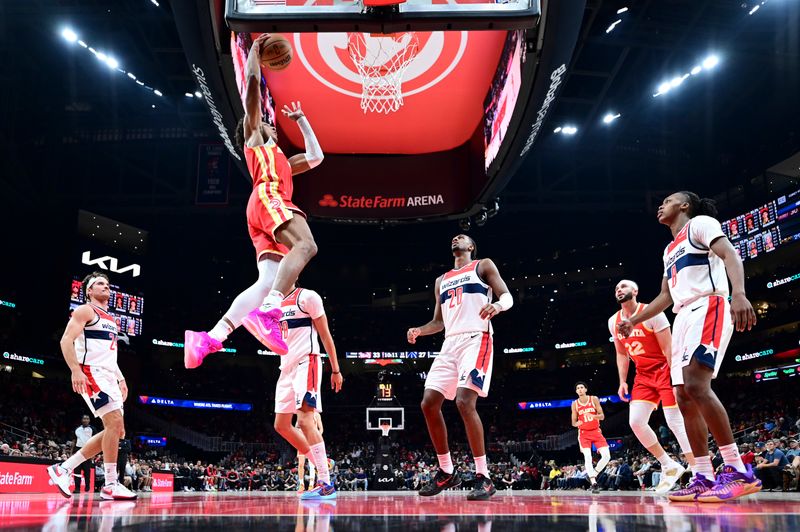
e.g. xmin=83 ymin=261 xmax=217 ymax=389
xmin=252 ymin=33 xmax=272 ymax=51
xmin=331 ymin=372 xmax=343 ymax=393
xmin=617 ymin=318 xmax=633 ymax=338
xmin=71 ymin=369 xmax=88 ymax=395
xmin=407 ymin=327 xmax=421 ymax=344
xmin=618 ymin=382 xmax=630 ymax=402
xmin=281 ymin=101 xmax=304 ymax=121
xmin=731 ymin=293 xmax=756 ymax=332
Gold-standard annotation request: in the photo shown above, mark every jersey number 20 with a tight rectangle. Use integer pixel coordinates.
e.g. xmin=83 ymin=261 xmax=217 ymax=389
xmin=447 ymin=287 xmax=463 ymax=308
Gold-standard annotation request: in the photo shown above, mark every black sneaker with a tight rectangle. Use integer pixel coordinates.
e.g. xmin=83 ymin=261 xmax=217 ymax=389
xmin=467 ymin=474 xmax=496 ymax=501
xmin=419 ymin=470 xmax=461 ymax=496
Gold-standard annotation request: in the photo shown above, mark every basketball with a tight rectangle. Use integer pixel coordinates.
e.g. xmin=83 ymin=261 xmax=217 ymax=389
xmin=260 ymin=35 xmax=292 ymax=71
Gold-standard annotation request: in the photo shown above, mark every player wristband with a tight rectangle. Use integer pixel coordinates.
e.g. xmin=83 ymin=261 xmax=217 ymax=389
xmin=332 ymin=371 xmax=340 ymax=374
xmin=494 ymin=292 xmax=514 ymax=312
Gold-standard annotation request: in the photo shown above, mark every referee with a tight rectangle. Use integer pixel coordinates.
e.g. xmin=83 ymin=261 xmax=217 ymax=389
xmin=73 ymin=415 xmax=94 ymax=493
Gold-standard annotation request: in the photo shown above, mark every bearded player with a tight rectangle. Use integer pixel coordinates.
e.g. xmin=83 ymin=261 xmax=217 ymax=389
xmin=610 ymin=279 xmax=694 ymax=494
xmin=184 ymin=33 xmax=324 ymax=368
xmin=48 ymin=272 xmax=137 ymax=500
xmin=571 ymin=382 xmax=609 ymax=494
xmin=618 ymin=191 xmax=760 ymax=502
xmin=407 ymin=234 xmax=513 ymax=501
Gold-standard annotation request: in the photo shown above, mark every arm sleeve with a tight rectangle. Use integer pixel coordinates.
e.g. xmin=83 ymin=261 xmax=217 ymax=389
xmin=607 ymin=315 xmax=616 ymax=337
xmin=690 ymin=215 xmax=726 ymax=249
xmin=645 ymin=312 xmax=670 ymax=332
xmin=300 ymin=290 xmax=326 ymax=319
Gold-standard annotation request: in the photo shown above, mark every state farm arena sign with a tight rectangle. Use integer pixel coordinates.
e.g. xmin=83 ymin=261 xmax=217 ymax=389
xmin=0 ymin=460 xmax=90 ymax=494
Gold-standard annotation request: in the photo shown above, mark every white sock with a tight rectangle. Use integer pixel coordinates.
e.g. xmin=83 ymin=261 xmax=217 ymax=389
xmin=309 ymin=442 xmax=330 ymax=484
xmin=208 ymin=320 xmax=232 ymax=342
xmin=693 ymin=455 xmax=715 ymax=481
xmin=104 ymin=463 xmax=118 ymax=486
xmin=437 ymin=452 xmax=454 ymax=475
xmin=260 ymin=290 xmax=284 ymax=311
xmin=719 ymin=443 xmax=746 ymax=473
xmin=474 ymin=455 xmax=488 ymax=477
xmin=656 ymin=452 xmax=679 ymax=471
xmin=62 ymin=450 xmax=88 ymax=471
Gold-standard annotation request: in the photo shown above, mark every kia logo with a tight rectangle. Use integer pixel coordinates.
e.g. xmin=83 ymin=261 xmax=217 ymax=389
xmin=318 ymin=194 xmax=338 ymax=207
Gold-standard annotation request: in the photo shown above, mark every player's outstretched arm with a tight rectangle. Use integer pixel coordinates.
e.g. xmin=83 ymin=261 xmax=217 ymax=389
xmin=476 ymin=259 xmax=513 ymax=320
xmin=619 ymin=278 xmax=672 ymax=336
xmin=243 ymin=33 xmax=272 ymax=147
xmin=407 ymin=276 xmax=444 ymax=344
xmin=710 ymin=236 xmax=757 ymax=332
xmin=313 ymin=313 xmax=343 ymax=393
xmin=60 ymin=305 xmax=94 ymax=394
xmin=282 ymin=101 xmax=323 ymax=175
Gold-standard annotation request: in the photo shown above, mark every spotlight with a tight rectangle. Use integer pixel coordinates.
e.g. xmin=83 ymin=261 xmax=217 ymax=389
xmin=562 ymin=126 xmax=578 ymax=135
xmin=474 ymin=209 xmax=488 ymax=228
xmin=616 ymin=7 xmax=629 ymax=14
xmin=105 ymin=56 xmax=119 ymax=69
xmin=154 ymin=90 xmax=163 ymax=97
xmin=61 ymin=28 xmax=78 ymax=43
xmin=690 ymin=65 xmax=702 ymax=75
xmin=553 ymin=127 xmax=562 ymax=133
xmin=459 ymin=218 xmax=471 ymax=232
xmin=195 ymin=91 xmax=202 ymax=98
xmin=702 ymin=55 xmax=719 ymax=69
xmin=185 ymin=92 xmax=194 ymax=97
xmin=669 ymin=76 xmax=685 ymax=88
xmin=602 ymin=112 xmax=621 ymax=124
xmin=605 ymin=19 xmax=622 ymax=33
xmin=657 ymin=82 xmax=671 ymax=94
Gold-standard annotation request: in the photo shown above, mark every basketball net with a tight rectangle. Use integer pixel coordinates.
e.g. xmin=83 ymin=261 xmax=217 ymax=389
xmin=347 ymin=32 xmax=420 ymax=114
xmin=379 ymin=421 xmax=392 ymax=437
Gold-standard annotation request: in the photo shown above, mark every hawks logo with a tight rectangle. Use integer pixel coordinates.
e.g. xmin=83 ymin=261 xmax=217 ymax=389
xmin=293 ymin=31 xmax=468 ymax=101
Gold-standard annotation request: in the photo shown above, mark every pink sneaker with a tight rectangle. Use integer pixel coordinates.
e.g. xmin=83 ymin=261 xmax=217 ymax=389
xmin=242 ymin=307 xmax=288 ymax=355
xmin=184 ymin=330 xmax=223 ymax=369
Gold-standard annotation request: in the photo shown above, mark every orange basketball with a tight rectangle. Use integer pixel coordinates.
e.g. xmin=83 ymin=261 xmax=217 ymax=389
xmin=260 ymin=35 xmax=292 ymax=71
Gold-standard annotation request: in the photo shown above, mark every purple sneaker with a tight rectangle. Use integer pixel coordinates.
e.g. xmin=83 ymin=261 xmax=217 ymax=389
xmin=300 ymin=481 xmax=336 ymax=500
xmin=242 ymin=307 xmax=288 ymax=355
xmin=697 ymin=464 xmax=762 ymax=503
xmin=184 ymin=331 xmax=223 ymax=369
xmin=668 ymin=474 xmax=716 ymax=502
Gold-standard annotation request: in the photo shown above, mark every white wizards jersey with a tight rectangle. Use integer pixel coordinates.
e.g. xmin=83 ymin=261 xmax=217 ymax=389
xmin=439 ymin=260 xmax=493 ymax=337
xmin=75 ymin=304 xmax=118 ymax=371
xmin=663 ymin=215 xmax=729 ymax=313
xmin=279 ymin=288 xmax=325 ymax=369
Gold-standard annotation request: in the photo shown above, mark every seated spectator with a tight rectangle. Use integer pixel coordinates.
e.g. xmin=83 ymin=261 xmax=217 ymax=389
xmin=755 ymin=439 xmax=788 ymax=491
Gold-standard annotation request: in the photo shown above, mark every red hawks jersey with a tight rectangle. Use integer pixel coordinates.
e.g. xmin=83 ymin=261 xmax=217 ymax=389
xmin=439 ymin=260 xmax=493 ymax=337
xmin=663 ymin=216 xmax=729 ymax=313
xmin=74 ymin=304 xmax=118 ymax=371
xmin=244 ymin=139 xmax=294 ymax=194
xmin=608 ymin=303 xmax=671 ymax=375
xmin=575 ymin=397 xmax=601 ymax=431
xmin=279 ymin=288 xmax=325 ymax=370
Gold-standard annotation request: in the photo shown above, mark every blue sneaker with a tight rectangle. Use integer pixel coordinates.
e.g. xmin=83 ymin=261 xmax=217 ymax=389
xmin=300 ymin=481 xmax=337 ymax=500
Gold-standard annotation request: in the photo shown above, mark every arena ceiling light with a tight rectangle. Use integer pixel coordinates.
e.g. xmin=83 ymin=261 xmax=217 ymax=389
xmin=59 ymin=26 xmax=165 ymax=101
xmin=653 ymin=53 xmax=721 ymax=97
xmin=747 ymin=1 xmax=768 ymax=16
xmin=602 ymin=112 xmax=621 ymax=125
xmin=553 ymin=125 xmax=578 ymax=135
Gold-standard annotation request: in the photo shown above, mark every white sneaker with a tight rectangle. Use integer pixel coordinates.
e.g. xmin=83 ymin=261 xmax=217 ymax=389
xmin=655 ymin=464 xmax=686 ymax=495
xmin=101 ymin=483 xmax=138 ymax=500
xmin=47 ymin=464 xmax=72 ymax=498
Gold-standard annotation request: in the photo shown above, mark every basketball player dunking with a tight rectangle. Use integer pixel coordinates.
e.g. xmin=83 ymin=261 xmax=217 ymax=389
xmin=48 ymin=272 xmax=137 ymax=500
xmin=271 ymin=285 xmax=342 ymax=500
xmin=571 ymin=382 xmax=609 ymax=494
xmin=184 ymin=32 xmax=324 ymax=368
xmin=610 ymin=279 xmax=694 ymax=494
xmin=407 ymin=235 xmax=513 ymax=500
xmin=618 ymin=191 xmax=760 ymax=502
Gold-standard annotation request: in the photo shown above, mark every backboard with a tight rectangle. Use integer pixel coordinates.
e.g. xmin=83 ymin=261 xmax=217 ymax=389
xmin=366 ymin=406 xmax=405 ymax=431
xmin=227 ymin=0 xmax=540 ymax=34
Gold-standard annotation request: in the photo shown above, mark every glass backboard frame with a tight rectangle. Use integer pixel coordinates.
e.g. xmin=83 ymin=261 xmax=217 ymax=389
xmin=227 ymin=0 xmax=540 ymax=34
